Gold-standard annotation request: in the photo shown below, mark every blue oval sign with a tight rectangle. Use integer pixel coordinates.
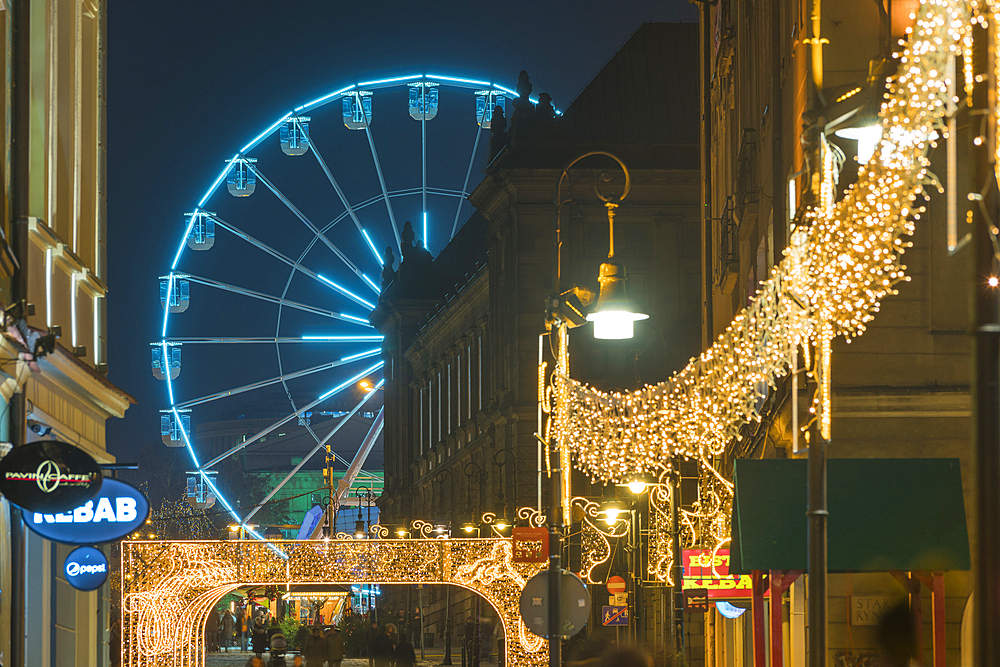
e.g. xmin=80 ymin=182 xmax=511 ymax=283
xmin=23 ymin=478 xmax=149 ymax=544
xmin=64 ymin=546 xmax=108 ymax=591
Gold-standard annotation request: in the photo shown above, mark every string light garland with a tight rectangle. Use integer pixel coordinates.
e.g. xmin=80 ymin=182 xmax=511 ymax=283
xmin=548 ymin=0 xmax=983 ymax=563
xmin=120 ymin=522 xmax=547 ymax=667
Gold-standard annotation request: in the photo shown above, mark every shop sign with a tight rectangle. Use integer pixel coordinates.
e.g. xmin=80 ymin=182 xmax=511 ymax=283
xmin=512 ymin=526 xmax=548 ymax=562
xmin=24 ymin=478 xmax=149 ymax=544
xmin=0 ymin=441 xmax=102 ymax=513
xmin=850 ymin=595 xmax=893 ymax=625
xmin=63 ymin=546 xmax=109 ymax=591
xmin=682 ymin=549 xmax=769 ymax=599
xmin=684 ymin=588 xmax=709 ymax=612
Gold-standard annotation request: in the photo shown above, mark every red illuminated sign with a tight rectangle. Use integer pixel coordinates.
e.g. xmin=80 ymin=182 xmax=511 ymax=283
xmin=512 ymin=527 xmax=549 ymax=563
xmin=682 ymin=549 xmax=768 ymax=599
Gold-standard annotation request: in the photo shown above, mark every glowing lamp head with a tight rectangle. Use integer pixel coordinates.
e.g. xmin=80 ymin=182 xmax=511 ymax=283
xmin=396 ymin=529 xmax=407 ymax=538
xmin=989 ymin=276 xmax=999 ymax=288
xmin=494 ymin=520 xmax=509 ymax=530
xmin=835 ymin=124 xmax=882 ymax=164
xmin=627 ymin=480 xmax=648 ymax=494
xmin=360 ymin=379 xmax=374 ymax=393
xmin=600 ymin=502 xmax=624 ymax=526
xmin=461 ymin=523 xmax=477 ymax=534
xmin=586 ymin=262 xmax=648 ymax=340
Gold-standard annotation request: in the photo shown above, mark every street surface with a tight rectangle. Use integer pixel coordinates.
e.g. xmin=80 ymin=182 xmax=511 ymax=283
xmin=206 ymin=650 xmax=490 ymax=667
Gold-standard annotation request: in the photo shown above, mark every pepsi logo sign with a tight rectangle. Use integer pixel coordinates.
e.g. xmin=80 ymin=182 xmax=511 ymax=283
xmin=63 ymin=546 xmax=109 ymax=591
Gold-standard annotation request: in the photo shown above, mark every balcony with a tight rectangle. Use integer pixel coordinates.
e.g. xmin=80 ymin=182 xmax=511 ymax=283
xmin=735 ymin=128 xmax=758 ymax=221
xmin=715 ymin=196 xmax=739 ymax=292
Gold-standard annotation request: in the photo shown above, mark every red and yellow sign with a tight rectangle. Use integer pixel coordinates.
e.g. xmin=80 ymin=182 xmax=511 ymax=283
xmin=682 ymin=549 xmax=768 ymax=599
xmin=512 ymin=527 xmax=549 ymax=563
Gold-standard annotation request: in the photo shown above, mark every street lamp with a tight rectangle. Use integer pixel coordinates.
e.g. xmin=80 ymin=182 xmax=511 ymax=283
xmin=552 ymin=151 xmax=647 ymax=341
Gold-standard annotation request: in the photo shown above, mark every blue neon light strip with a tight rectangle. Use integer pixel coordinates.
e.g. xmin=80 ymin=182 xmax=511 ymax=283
xmin=339 ymin=313 xmax=370 ymax=324
xmin=301 ymin=335 xmax=383 ymax=341
xmin=317 ymin=274 xmax=376 ymax=310
xmin=342 ymin=348 xmax=382 ymax=362
xmin=361 ymin=275 xmax=380 ymax=293
xmin=172 ymin=407 xmax=283 ymax=555
xmin=296 ymin=85 xmax=357 ymax=113
xmin=425 ymin=74 xmax=491 ymax=86
xmin=423 ymin=212 xmax=428 ymax=250
xmin=319 ymin=362 xmax=383 ymax=400
xmin=241 ymin=113 xmax=292 ymax=154
xmin=171 ymin=215 xmax=198 ymax=270
xmin=358 ymin=74 xmax=423 ymax=87
xmin=361 ymin=229 xmax=381 ymax=264
xmin=198 ymin=156 xmax=239 ymax=208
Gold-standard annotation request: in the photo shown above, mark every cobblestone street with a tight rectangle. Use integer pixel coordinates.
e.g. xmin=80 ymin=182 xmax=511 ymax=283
xmin=205 ymin=652 xmax=453 ymax=667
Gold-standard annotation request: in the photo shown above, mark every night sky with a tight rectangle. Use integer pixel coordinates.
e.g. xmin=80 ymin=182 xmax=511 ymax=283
xmin=104 ymin=0 xmax=698 ymax=472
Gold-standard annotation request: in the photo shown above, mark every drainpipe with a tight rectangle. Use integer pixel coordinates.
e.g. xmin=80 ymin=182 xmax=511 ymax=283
xmin=699 ymin=0 xmax=714 ymax=347
xmin=10 ymin=2 xmax=31 ymax=666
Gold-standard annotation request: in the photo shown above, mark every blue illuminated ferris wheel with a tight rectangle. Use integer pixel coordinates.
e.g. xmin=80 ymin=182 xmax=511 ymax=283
xmin=155 ymin=73 xmax=543 ymax=539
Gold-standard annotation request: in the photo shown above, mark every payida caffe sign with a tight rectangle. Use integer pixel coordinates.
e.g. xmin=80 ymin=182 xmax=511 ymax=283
xmin=0 ymin=441 xmax=102 ymax=513
xmin=683 ymin=549 xmax=768 ymax=599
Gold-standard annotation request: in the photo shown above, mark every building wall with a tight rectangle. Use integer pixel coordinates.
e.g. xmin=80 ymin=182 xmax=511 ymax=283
xmin=0 ymin=2 xmax=130 ymax=667
xmin=703 ymin=0 xmax=973 ymax=664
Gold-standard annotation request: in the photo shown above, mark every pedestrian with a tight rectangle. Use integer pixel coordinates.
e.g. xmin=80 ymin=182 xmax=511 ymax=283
xmin=326 ymin=625 xmax=344 ymax=667
xmin=302 ymin=626 xmax=327 ymax=667
xmin=222 ymin=609 xmax=235 ymax=651
xmin=206 ymin=608 xmax=220 ymax=652
xmin=463 ymin=618 xmax=475 ymax=667
xmin=371 ymin=624 xmax=395 ymax=667
xmin=386 ymin=622 xmax=398 ymax=649
xmin=237 ymin=608 xmax=249 ymax=652
xmin=393 ymin=630 xmax=416 ymax=667
xmin=494 ymin=620 xmax=504 ymax=667
xmin=876 ymin=600 xmax=918 ymax=667
xmin=367 ymin=620 xmax=380 ymax=667
xmin=251 ymin=617 xmax=268 ymax=658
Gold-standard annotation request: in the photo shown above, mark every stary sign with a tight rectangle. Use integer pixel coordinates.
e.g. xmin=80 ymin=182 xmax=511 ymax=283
xmin=850 ymin=595 xmax=894 ymax=625
xmin=0 ymin=440 xmax=102 ymax=513
xmin=24 ymin=478 xmax=149 ymax=545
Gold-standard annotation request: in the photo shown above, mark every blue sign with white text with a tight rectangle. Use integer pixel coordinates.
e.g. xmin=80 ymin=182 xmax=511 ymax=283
xmin=64 ymin=546 xmax=109 ymax=591
xmin=23 ymin=478 xmax=149 ymax=545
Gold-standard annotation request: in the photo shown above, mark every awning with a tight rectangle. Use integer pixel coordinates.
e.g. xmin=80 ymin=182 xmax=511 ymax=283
xmin=730 ymin=458 xmax=970 ymax=574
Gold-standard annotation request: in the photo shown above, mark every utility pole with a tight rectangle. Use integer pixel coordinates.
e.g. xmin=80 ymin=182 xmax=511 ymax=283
xmin=971 ymin=16 xmax=1000 ymax=667
xmin=669 ymin=465 xmax=684 ymax=661
xmin=805 ymin=0 xmax=829 ymax=662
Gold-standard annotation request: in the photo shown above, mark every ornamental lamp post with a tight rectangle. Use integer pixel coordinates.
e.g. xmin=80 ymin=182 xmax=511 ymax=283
xmin=542 ymin=152 xmax=642 ymax=667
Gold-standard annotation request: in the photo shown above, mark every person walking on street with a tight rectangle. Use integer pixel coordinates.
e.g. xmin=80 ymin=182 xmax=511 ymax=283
xmin=303 ymin=626 xmax=327 ymax=667
xmin=367 ymin=620 xmax=379 ymax=667
xmin=326 ymin=625 xmax=344 ymax=667
xmin=393 ymin=631 xmax=416 ymax=667
xmin=251 ymin=617 xmax=268 ymax=658
xmin=206 ymin=608 xmax=220 ymax=652
xmin=371 ymin=625 xmax=395 ymax=667
xmin=222 ymin=609 xmax=235 ymax=651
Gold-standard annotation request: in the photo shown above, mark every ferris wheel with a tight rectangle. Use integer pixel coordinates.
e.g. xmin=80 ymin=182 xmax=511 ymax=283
xmin=155 ymin=73 xmax=542 ymax=539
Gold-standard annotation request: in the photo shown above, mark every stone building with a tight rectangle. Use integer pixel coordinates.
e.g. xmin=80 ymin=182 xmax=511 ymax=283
xmin=373 ymin=23 xmax=703 ymax=664
xmin=0 ymin=1 xmax=134 ymax=666
xmin=701 ymin=0 xmax=974 ymax=664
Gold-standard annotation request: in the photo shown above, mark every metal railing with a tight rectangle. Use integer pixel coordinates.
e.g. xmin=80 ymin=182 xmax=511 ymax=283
xmin=715 ymin=197 xmax=739 ymax=288
xmin=735 ymin=128 xmax=758 ymax=219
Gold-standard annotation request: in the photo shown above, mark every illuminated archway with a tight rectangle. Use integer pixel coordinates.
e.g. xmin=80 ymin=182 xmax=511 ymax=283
xmin=121 ymin=536 xmax=547 ymax=667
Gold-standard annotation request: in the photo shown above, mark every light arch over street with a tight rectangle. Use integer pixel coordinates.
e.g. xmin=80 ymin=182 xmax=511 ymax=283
xmin=121 ymin=536 xmax=547 ymax=667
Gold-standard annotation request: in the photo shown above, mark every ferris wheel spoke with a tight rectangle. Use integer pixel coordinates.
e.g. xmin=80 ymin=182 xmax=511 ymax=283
xmin=198 ymin=361 xmax=383 ymax=471
xmin=296 ymin=122 xmax=383 ymax=266
xmin=174 ymin=348 xmax=382 ymax=409
xmin=246 ymin=163 xmax=374 ymax=292
xmin=211 ymin=215 xmax=376 ymax=309
xmin=180 ymin=273 xmax=373 ymax=325
xmin=162 ymin=336 xmax=383 ymax=344
xmin=358 ymin=94 xmax=402 ymax=254
xmin=241 ymin=379 xmax=384 ymax=525
xmin=452 ymin=122 xmax=485 ymax=239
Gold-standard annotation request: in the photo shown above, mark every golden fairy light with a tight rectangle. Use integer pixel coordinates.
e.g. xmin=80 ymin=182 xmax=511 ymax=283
xmin=547 ymin=0 xmax=985 ymax=559
xmin=120 ymin=524 xmax=547 ymax=667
